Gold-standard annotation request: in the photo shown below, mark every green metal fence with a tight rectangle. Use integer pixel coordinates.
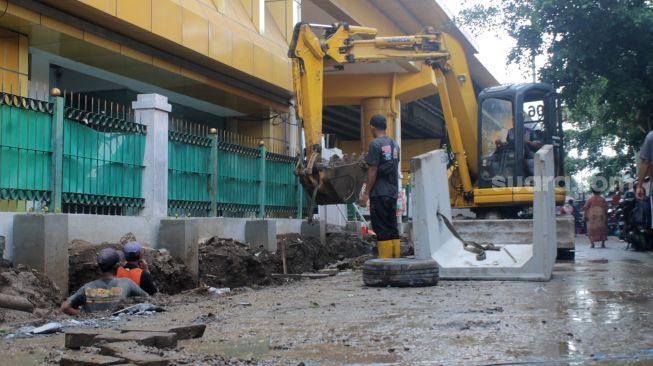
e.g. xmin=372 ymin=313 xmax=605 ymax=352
xmin=1 ymin=91 xmax=302 ymax=218
xmin=61 ymin=94 xmax=146 ymax=215
xmin=265 ymin=152 xmax=299 ymax=218
xmin=216 ymin=139 xmax=262 ymax=217
xmin=168 ymin=126 xmax=212 ymax=217
xmin=0 ymin=96 xmax=53 ymax=211
xmin=167 ymin=121 xmax=303 ymax=218
xmin=0 ymin=91 xmax=146 ymax=215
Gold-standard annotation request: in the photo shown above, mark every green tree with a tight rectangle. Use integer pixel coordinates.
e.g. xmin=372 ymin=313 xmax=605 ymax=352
xmin=457 ymin=0 xmax=653 ymax=177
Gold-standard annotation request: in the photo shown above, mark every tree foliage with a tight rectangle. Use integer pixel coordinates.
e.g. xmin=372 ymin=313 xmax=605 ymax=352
xmin=457 ymin=0 xmax=653 ymax=178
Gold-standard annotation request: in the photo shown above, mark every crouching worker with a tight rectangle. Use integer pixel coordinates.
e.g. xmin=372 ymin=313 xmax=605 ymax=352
xmin=62 ymin=247 xmax=149 ymax=315
xmin=117 ymin=241 xmax=157 ymax=295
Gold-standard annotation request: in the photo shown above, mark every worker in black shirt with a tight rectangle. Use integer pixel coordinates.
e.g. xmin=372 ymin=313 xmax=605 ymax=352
xmin=360 ymin=114 xmax=401 ymax=258
xmin=116 ymin=241 xmax=157 ymax=295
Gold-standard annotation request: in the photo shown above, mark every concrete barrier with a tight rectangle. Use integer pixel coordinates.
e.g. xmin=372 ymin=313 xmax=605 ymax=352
xmin=453 ymin=217 xmax=575 ymax=249
xmin=411 ymin=147 xmax=557 ymax=281
xmin=158 ymin=217 xmax=304 ymax=278
xmin=13 ymin=214 xmax=70 ymax=294
xmin=301 ymin=220 xmax=326 ymax=245
xmin=3 ymin=214 xmax=304 ymax=291
xmin=245 ymin=220 xmax=277 ymax=252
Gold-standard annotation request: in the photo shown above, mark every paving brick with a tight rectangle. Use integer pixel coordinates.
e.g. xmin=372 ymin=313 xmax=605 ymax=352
xmin=99 ymin=342 xmax=170 ymax=366
xmin=65 ymin=329 xmax=121 ymax=349
xmin=95 ymin=331 xmax=177 ymax=349
xmin=149 ymin=332 xmax=177 ymax=349
xmin=94 ymin=332 xmax=157 ymax=347
xmin=120 ymin=324 xmax=205 ymax=340
xmin=60 ymin=352 xmax=125 ymax=366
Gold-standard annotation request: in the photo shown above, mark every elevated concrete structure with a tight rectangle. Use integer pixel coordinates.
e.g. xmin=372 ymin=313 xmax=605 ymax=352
xmin=411 ymin=147 xmax=557 ymax=281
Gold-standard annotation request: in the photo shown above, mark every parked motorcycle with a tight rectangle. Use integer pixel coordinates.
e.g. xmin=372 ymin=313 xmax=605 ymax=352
xmin=617 ymin=190 xmax=653 ymax=251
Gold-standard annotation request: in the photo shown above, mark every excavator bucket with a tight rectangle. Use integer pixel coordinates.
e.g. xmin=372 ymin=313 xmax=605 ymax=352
xmin=299 ymin=158 xmax=368 ymax=206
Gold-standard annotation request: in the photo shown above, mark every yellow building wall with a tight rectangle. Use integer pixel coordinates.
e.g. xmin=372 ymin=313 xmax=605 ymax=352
xmin=75 ymin=0 xmax=293 ymax=91
xmin=0 ymin=30 xmax=28 ymax=96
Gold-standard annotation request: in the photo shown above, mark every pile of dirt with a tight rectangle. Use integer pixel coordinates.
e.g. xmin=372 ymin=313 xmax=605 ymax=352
xmin=0 ymin=262 xmax=62 ymax=324
xmin=282 ymin=232 xmax=375 ymax=273
xmin=199 ymin=238 xmax=278 ymax=288
xmin=198 ymin=232 xmax=374 ymax=288
xmin=68 ymin=234 xmax=195 ymax=295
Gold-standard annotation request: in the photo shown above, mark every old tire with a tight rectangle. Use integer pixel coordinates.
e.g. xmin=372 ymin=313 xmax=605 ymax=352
xmin=362 ymin=258 xmax=439 ymax=287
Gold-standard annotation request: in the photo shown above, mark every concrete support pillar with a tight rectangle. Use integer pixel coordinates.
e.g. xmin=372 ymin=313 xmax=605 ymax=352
xmin=159 ymin=219 xmax=199 ymax=282
xmin=360 ymin=97 xmax=396 ymax=151
xmin=301 ymin=220 xmax=326 ymax=245
xmin=50 ymin=94 xmax=64 ymax=213
xmin=133 ymin=94 xmax=171 ymax=217
xmin=288 ymin=99 xmax=298 ymax=157
xmin=12 ymin=214 xmax=69 ymax=295
xmin=28 ymin=52 xmax=50 ymax=100
xmin=245 ymin=220 xmax=277 ymax=252
xmin=533 ymin=145 xmax=557 ymax=279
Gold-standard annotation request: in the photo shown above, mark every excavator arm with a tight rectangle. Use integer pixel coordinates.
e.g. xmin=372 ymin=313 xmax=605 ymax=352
xmin=289 ymin=22 xmax=470 ymax=206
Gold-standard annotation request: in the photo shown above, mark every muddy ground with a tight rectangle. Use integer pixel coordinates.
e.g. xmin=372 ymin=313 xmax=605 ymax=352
xmin=2 ymin=236 xmax=653 ymax=365
xmin=0 ymin=262 xmax=62 ymax=326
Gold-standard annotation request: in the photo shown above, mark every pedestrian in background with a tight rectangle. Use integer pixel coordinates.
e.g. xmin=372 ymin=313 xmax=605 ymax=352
xmin=584 ymin=189 xmax=608 ymax=248
xmin=560 ymin=199 xmax=575 ymax=216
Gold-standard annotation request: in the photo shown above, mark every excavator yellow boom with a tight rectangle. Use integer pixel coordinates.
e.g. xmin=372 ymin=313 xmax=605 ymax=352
xmin=289 ymin=22 xmax=565 ymax=216
xmin=289 ymin=22 xmax=476 ymax=205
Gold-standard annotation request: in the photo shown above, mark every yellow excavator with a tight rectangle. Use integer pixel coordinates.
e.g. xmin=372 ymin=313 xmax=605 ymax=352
xmin=289 ymin=22 xmax=566 ymax=219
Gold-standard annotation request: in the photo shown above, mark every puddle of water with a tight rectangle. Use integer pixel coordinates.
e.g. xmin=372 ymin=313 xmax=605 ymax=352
xmin=589 ymin=290 xmax=651 ymax=303
xmin=588 ymin=259 xmax=609 ymax=263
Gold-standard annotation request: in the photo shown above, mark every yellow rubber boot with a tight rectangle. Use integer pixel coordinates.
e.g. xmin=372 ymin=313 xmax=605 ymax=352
xmin=392 ymin=239 xmax=401 ymax=258
xmin=377 ymin=240 xmax=394 ymax=259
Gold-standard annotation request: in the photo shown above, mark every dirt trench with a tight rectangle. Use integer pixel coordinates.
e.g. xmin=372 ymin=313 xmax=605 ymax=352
xmin=198 ymin=232 xmax=375 ymax=289
xmin=68 ymin=233 xmax=195 ymax=295
xmin=67 ymin=232 xmax=374 ymax=295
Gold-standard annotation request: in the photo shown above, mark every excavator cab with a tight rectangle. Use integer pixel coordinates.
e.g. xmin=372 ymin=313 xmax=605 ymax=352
xmin=477 ymin=83 xmax=563 ymax=189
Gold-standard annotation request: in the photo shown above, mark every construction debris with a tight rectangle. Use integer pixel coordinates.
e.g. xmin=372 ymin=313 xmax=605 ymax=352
xmin=0 ymin=261 xmax=61 ymax=326
xmin=119 ymin=324 xmax=206 ymax=340
xmin=60 ymin=322 xmax=207 ymax=365
xmin=0 ymin=293 xmax=35 ymax=313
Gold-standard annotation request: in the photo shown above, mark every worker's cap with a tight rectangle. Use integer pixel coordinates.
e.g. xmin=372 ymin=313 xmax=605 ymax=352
xmin=123 ymin=241 xmax=142 ymax=261
xmin=369 ymin=114 xmax=387 ymax=130
xmin=97 ymin=247 xmax=121 ymax=272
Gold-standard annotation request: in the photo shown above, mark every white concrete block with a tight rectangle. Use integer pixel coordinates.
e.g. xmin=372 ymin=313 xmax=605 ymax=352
xmin=410 ymin=147 xmax=557 ymax=281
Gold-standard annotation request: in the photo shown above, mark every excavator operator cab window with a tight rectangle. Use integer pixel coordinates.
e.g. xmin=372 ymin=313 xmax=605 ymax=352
xmin=480 ymin=98 xmax=515 ymax=187
xmin=478 ymin=84 xmax=561 ymax=189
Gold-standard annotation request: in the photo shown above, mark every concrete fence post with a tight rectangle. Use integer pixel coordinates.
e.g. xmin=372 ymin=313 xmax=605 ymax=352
xmin=258 ymin=142 xmax=267 ymax=218
xmin=50 ymin=92 xmax=64 ymax=213
xmin=132 ymin=94 xmax=171 ymax=217
xmin=209 ymin=130 xmax=218 ymax=217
